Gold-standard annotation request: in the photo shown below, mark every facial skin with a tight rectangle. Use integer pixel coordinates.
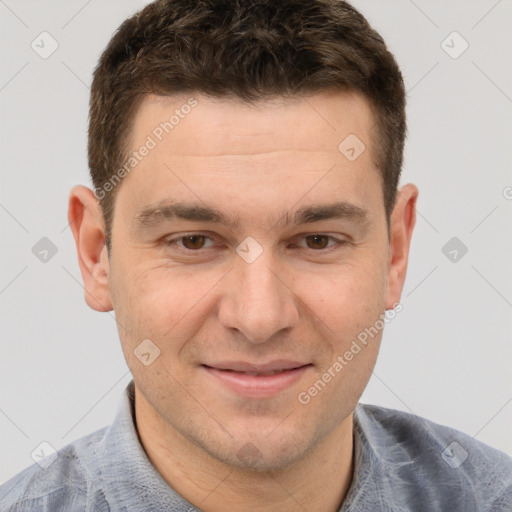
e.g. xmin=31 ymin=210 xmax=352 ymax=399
xmin=69 ymin=89 xmax=417 ymax=512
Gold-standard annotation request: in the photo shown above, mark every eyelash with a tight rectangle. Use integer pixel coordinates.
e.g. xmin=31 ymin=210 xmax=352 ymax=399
xmin=165 ymin=232 xmax=348 ymax=253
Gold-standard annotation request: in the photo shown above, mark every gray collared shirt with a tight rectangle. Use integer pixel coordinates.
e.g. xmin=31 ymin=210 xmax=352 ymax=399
xmin=1 ymin=381 xmax=511 ymax=511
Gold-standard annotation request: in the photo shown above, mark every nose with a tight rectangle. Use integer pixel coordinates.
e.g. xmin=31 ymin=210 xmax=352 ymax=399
xmin=218 ymin=245 xmax=300 ymax=345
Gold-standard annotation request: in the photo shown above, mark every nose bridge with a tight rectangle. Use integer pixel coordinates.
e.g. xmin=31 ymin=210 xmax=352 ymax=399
xmin=219 ymin=241 xmax=299 ymax=344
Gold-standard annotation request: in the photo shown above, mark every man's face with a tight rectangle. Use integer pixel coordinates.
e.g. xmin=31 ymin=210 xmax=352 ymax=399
xmin=105 ymin=90 xmax=400 ymax=471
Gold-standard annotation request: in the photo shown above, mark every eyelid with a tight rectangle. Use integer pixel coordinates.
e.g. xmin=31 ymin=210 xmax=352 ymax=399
xmin=294 ymin=234 xmax=348 ymax=249
xmin=165 ymin=232 xmax=349 ymax=252
xmin=165 ymin=232 xmax=217 ymax=249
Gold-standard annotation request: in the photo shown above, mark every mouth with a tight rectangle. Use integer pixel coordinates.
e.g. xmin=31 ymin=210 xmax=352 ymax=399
xmin=201 ymin=361 xmax=313 ymax=398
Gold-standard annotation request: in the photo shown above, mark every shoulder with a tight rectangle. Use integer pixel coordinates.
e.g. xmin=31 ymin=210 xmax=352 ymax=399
xmin=355 ymin=403 xmax=512 ymax=510
xmin=0 ymin=427 xmax=109 ymax=512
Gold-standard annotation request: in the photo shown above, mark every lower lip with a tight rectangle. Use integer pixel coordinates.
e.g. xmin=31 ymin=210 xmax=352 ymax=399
xmin=203 ymin=365 xmax=312 ymax=398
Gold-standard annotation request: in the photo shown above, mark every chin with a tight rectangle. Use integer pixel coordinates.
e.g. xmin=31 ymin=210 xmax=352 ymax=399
xmin=197 ymin=427 xmax=318 ymax=473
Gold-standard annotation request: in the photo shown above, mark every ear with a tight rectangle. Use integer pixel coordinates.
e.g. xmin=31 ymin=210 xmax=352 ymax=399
xmin=385 ymin=183 xmax=418 ymax=309
xmin=68 ymin=185 xmax=113 ymax=312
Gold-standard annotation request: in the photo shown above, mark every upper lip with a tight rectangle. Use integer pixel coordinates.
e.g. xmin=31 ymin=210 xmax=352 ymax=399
xmin=203 ymin=360 xmax=310 ymax=373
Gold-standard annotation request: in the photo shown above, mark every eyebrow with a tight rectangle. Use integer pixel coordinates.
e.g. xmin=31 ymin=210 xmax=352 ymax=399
xmin=134 ymin=200 xmax=369 ymax=231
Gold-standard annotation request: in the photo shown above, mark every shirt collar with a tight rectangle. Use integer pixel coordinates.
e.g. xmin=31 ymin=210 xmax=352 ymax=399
xmin=92 ymin=380 xmax=200 ymax=511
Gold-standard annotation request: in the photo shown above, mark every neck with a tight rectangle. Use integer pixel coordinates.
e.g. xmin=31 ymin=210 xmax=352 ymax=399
xmin=135 ymin=389 xmax=354 ymax=512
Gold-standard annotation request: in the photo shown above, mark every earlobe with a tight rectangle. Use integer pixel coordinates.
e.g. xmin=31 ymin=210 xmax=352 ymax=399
xmin=385 ymin=183 xmax=418 ymax=309
xmin=68 ymin=185 xmax=113 ymax=312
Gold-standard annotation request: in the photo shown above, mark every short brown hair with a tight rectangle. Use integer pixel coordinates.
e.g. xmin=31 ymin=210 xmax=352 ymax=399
xmin=88 ymin=0 xmax=406 ymax=244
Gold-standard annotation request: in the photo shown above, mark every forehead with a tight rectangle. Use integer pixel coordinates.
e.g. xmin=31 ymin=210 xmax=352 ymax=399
xmin=115 ymin=89 xmax=382 ymax=228
xmin=130 ymin=89 xmax=376 ymax=160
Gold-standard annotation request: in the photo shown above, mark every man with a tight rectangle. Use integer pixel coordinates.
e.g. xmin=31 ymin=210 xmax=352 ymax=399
xmin=1 ymin=0 xmax=511 ymax=510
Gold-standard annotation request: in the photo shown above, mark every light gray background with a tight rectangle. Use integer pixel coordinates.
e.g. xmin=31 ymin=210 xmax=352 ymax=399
xmin=1 ymin=0 xmax=511 ymax=484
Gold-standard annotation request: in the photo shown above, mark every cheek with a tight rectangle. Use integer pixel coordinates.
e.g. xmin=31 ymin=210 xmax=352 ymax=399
xmin=108 ymin=260 xmax=166 ymax=344
xmin=295 ymin=259 xmax=387 ymax=328
xmin=109 ymin=264 xmax=199 ymax=384
xmin=110 ymin=261 xmax=223 ymax=348
xmin=291 ymin=257 xmax=388 ymax=391
xmin=295 ymin=264 xmax=385 ymax=416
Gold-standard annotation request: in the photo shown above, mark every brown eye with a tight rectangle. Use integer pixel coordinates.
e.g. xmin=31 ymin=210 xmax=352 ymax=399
xmin=180 ymin=235 xmax=207 ymax=250
xmin=166 ymin=233 xmax=216 ymax=252
xmin=304 ymin=234 xmax=330 ymax=249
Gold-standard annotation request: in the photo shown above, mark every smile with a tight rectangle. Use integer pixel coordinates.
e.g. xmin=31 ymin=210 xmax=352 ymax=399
xmin=201 ymin=361 xmax=313 ymax=398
